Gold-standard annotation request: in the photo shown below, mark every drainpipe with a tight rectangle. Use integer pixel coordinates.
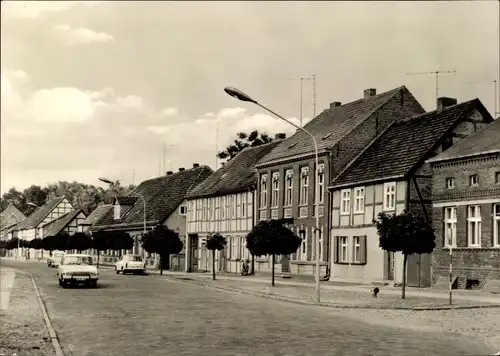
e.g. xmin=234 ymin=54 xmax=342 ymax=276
xmin=325 ymin=151 xmax=333 ymax=280
xmin=250 ymin=187 xmax=256 ymax=275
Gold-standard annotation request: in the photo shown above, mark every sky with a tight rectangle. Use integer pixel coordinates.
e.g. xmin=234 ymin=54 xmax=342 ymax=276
xmin=1 ymin=1 xmax=499 ymax=194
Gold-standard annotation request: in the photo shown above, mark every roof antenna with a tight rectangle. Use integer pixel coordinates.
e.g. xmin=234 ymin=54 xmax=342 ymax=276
xmin=406 ymin=69 xmax=456 ymax=101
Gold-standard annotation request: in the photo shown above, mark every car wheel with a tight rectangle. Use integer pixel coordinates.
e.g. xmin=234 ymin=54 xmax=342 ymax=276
xmin=60 ymin=280 xmax=67 ymax=288
xmin=91 ymin=280 xmax=98 ymax=288
xmin=122 ymin=268 xmax=125 ymax=274
xmin=115 ymin=267 xmax=119 ymax=274
xmin=58 ymin=278 xmax=62 ymax=286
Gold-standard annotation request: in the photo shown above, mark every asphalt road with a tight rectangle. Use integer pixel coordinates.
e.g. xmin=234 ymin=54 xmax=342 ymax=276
xmin=2 ymin=260 xmax=497 ymax=356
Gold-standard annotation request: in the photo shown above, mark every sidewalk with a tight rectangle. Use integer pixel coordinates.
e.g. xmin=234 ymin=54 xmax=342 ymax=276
xmin=160 ymin=271 xmax=500 ymax=305
xmin=0 ymin=267 xmax=55 ymax=356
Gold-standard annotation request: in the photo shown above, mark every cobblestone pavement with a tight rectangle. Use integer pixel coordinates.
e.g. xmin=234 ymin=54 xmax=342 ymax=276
xmin=0 ymin=268 xmax=55 ymax=356
xmin=2 ymin=260 xmax=498 ymax=356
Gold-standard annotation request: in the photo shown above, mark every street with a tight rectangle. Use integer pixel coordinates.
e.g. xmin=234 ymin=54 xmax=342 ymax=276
xmin=1 ymin=260 xmax=497 ymax=356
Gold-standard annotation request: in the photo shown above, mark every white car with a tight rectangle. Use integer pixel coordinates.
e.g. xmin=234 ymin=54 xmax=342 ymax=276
xmin=48 ymin=251 xmax=66 ymax=267
xmin=57 ymin=254 xmax=99 ymax=288
xmin=115 ymin=254 xmax=147 ymax=275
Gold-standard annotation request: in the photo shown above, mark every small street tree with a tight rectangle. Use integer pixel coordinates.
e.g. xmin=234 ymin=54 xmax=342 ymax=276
xmin=54 ymin=232 xmax=71 ymax=252
xmin=205 ymin=232 xmax=227 ymax=280
xmin=91 ymin=231 xmax=110 ymax=267
xmin=374 ymin=210 xmax=436 ymax=299
xmin=141 ymin=225 xmax=182 ymax=275
xmin=246 ymin=219 xmax=302 ymax=286
xmin=106 ymin=231 xmax=134 ymax=257
xmin=29 ymin=238 xmax=43 ymax=260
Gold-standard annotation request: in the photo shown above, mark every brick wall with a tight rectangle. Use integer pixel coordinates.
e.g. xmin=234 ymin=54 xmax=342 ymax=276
xmin=431 ymin=153 xmax=500 ymax=289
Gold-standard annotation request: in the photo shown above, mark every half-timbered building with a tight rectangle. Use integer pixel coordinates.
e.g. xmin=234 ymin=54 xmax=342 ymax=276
xmin=329 ymin=98 xmax=494 ymax=286
xmin=185 ymin=139 xmax=283 ymax=273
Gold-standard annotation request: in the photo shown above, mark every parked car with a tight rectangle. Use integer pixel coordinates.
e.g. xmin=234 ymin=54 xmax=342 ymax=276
xmin=57 ymin=254 xmax=99 ymax=288
xmin=48 ymin=251 xmax=66 ymax=267
xmin=115 ymin=254 xmax=147 ymax=275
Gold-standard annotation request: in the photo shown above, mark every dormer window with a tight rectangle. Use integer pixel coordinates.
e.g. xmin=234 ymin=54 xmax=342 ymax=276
xmin=114 ymin=204 xmax=120 ymax=220
xmin=446 ymin=177 xmax=455 ymax=189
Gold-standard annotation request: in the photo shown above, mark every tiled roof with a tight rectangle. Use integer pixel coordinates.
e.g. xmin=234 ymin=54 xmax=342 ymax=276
xmin=257 ymin=86 xmax=424 ymax=165
xmin=428 ymin=116 xmax=500 ymax=163
xmin=115 ymin=197 xmax=138 ymax=205
xmin=187 ymin=141 xmax=283 ymax=199
xmin=81 ymin=204 xmax=113 ymax=226
xmin=15 ymin=196 xmax=67 ymax=230
xmin=0 ymin=203 xmax=25 ymax=229
xmin=330 ymin=99 xmax=487 ymax=188
xmin=42 ymin=209 xmax=83 ymax=237
xmin=92 ymin=165 xmax=213 ymax=230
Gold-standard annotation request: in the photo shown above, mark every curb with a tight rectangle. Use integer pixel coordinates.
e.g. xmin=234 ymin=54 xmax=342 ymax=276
xmin=26 ymin=271 xmax=65 ymax=356
xmin=167 ymin=276 xmax=500 ymax=311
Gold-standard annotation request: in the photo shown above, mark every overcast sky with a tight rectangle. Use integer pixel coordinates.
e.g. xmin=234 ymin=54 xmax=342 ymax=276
xmin=1 ymin=1 xmax=499 ymax=194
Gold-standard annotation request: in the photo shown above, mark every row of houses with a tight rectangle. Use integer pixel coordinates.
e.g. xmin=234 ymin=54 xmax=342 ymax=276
xmin=1 ymin=85 xmax=498 ymax=289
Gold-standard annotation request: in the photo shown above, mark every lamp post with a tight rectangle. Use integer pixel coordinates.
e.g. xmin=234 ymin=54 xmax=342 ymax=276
xmin=98 ymin=177 xmax=147 ymax=261
xmin=224 ymin=86 xmax=322 ymax=303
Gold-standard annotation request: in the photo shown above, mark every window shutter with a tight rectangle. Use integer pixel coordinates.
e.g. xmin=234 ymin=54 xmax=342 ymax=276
xmin=360 ymin=235 xmax=367 ymax=264
xmin=333 ymin=236 xmax=339 ymax=263
xmin=228 ymin=236 xmax=232 ymax=259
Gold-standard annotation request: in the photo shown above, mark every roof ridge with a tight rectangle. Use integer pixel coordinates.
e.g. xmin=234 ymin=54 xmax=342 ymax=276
xmin=187 ymin=166 xmax=212 ymax=193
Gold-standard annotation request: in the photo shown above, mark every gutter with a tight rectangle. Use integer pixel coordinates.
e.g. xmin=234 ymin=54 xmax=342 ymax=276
xmin=93 ymin=220 xmax=159 ymax=231
xmin=255 ymin=150 xmax=330 ymax=169
xmin=329 ymin=175 xmax=405 ymax=190
xmin=427 ymin=149 xmax=500 ymax=164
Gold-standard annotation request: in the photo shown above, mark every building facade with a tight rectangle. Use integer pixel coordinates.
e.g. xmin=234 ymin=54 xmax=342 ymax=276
xmin=428 ymin=117 xmax=500 ymax=289
xmin=330 ymin=98 xmax=494 ymax=286
xmin=92 ymin=164 xmax=212 ymax=268
xmin=185 ymin=140 xmax=283 ymax=273
xmin=255 ymin=86 xmax=426 ymax=276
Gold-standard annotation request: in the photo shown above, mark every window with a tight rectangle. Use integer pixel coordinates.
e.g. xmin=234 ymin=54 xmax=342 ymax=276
xmin=209 ymin=199 xmax=214 ymax=220
xmin=444 ymin=207 xmax=457 ymax=247
xmin=495 ymin=172 xmax=500 ymax=184
xmin=240 ymin=236 xmax=245 ymax=260
xmin=318 ymin=227 xmax=324 ymax=261
xmin=469 ymin=175 xmax=478 ymax=187
xmin=352 ymin=236 xmax=361 ymax=263
xmin=271 ymin=172 xmax=279 ymax=208
xmin=340 ymin=236 xmax=348 ymax=262
xmin=300 ymin=226 xmax=308 ymax=261
xmin=221 ymin=196 xmax=226 ymax=219
xmin=446 ymin=178 xmax=455 ymax=189
xmin=341 ymin=189 xmax=351 ymax=215
xmin=231 ymin=237 xmax=237 ymax=259
xmin=354 ymin=187 xmax=365 ymax=213
xmin=202 ymin=199 xmax=207 ymax=220
xmin=189 ymin=201 xmax=195 ymax=220
xmin=494 ymin=204 xmax=500 ymax=247
xmin=299 ymin=167 xmax=309 ymax=205
xmin=284 ymin=169 xmax=293 ymax=206
xmin=232 ymin=195 xmax=237 ymax=218
xmin=467 ymin=205 xmax=482 ymax=247
xmin=260 ymin=174 xmax=268 ymax=208
xmin=241 ymin=193 xmax=246 ymax=217
xmin=226 ymin=196 xmax=231 ymax=219
xmin=215 ymin=198 xmax=220 ymax=220
xmin=317 ymin=163 xmax=325 ymax=204
xmin=383 ymin=182 xmax=396 ymax=211
xmin=179 ymin=205 xmax=187 ymax=215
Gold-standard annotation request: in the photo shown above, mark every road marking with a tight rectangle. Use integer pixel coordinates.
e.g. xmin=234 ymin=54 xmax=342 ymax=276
xmin=0 ymin=269 xmax=16 ymax=310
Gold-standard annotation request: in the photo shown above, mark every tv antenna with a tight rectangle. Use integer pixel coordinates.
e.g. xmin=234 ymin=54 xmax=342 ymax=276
xmin=467 ymin=80 xmax=499 ymax=117
xmin=406 ymin=69 xmax=456 ymax=101
xmin=284 ymin=74 xmax=316 ymax=127
xmin=160 ymin=143 xmax=178 ymax=174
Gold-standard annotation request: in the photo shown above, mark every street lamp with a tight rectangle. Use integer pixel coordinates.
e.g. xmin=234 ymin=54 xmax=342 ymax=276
xmin=98 ymin=177 xmax=147 ymax=261
xmin=224 ymin=86 xmax=322 ymax=303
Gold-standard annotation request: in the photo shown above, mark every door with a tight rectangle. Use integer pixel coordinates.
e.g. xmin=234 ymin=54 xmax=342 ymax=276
xmin=218 ymin=248 xmax=226 ymax=272
xmin=188 ymin=234 xmax=198 ymax=272
xmin=200 ymin=242 xmax=208 ymax=271
xmin=407 ymin=253 xmax=431 ymax=288
xmin=386 ymin=251 xmax=394 ymax=281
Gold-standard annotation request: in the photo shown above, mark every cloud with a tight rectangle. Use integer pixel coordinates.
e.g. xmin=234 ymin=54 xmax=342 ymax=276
xmin=1 ymin=1 xmax=101 ymax=19
xmin=0 ymin=68 xmax=309 ymax=193
xmin=53 ymin=24 xmax=114 ymax=45
xmin=161 ymin=107 xmax=179 ymax=117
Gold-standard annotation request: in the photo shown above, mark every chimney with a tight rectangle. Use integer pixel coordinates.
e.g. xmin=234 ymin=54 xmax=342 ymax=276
xmin=193 ymin=163 xmax=199 ymax=168
xmin=364 ymin=88 xmax=377 ymax=99
xmin=330 ymin=101 xmax=342 ymax=109
xmin=437 ymin=97 xmax=457 ymax=112
xmin=166 ymin=171 xmax=173 ymax=175
xmin=179 ymin=167 xmax=185 ymax=172
xmin=275 ymin=133 xmax=286 ymax=140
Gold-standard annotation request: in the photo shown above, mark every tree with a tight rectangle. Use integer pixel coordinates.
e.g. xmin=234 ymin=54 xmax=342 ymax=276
xmin=5 ymin=238 xmax=19 ymax=250
xmin=246 ymin=220 xmax=302 ymax=286
xmin=91 ymin=231 xmax=111 ymax=267
xmin=217 ymin=130 xmax=273 ymax=163
xmin=205 ymin=233 xmax=227 ymax=280
xmin=107 ymin=231 xmax=134 ymax=257
xmin=374 ymin=210 xmax=436 ymax=299
xmin=141 ymin=225 xmax=183 ymax=275
xmin=69 ymin=232 xmax=92 ymax=252
xmin=42 ymin=235 xmax=59 ymax=253
xmin=53 ymin=231 xmax=70 ymax=252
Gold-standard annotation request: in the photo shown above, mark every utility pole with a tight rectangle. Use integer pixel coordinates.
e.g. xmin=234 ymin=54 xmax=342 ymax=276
xmin=284 ymin=74 xmax=317 ymax=127
xmin=406 ymin=69 xmax=456 ymax=101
